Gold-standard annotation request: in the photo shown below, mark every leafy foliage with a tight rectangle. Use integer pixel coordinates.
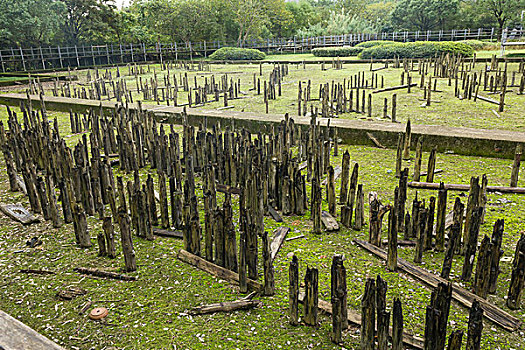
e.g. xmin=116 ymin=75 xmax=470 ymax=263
xmin=359 ymin=41 xmax=474 ymax=59
xmin=209 ymin=47 xmax=266 ymax=60
xmin=297 ymin=12 xmax=376 ymax=37
xmin=391 ymin=0 xmax=459 ymax=31
xmin=311 ymin=46 xmax=363 ymax=57
xmin=355 ymin=40 xmax=395 ymax=48
xmin=0 ymin=0 xmax=65 ymax=47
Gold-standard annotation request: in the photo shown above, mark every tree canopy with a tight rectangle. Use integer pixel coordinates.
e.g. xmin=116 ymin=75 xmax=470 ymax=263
xmin=0 ymin=0 xmax=523 ymax=48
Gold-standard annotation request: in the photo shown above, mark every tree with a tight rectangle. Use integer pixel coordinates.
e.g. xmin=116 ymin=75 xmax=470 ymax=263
xmin=230 ymin=0 xmax=270 ymax=45
xmin=61 ymin=0 xmax=119 ymax=45
xmin=391 ymin=0 xmax=459 ymax=31
xmin=0 ymin=0 xmax=66 ymax=47
xmin=479 ymin=0 xmax=525 ymax=35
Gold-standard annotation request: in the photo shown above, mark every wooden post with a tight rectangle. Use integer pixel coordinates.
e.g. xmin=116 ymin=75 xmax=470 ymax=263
xmin=392 ymin=298 xmax=404 ymax=350
xmin=424 ymin=282 xmax=452 ymax=350
xmin=473 ymin=235 xmax=493 ymax=298
xmin=239 ymin=231 xmax=248 ymax=293
xmin=413 ymin=136 xmax=423 ymax=181
xmin=414 ymin=208 xmax=427 ymax=263
xmin=354 ymin=184 xmax=364 ymax=230
xmin=73 ymin=203 xmax=91 ymax=248
xmin=327 ymin=165 xmax=336 ymax=215
xmin=488 ymin=219 xmax=504 ymax=294
xmin=387 ymin=187 xmax=399 ymax=271
xmin=446 ymin=330 xmax=463 ymax=350
xmin=426 ymin=146 xmax=437 ymax=183
xmin=435 ymin=182 xmax=447 ymax=251
xmin=395 ymin=133 xmax=404 ymax=178
xmin=289 ymin=254 xmax=299 ymax=325
xmin=510 ymin=144 xmax=522 ymax=187
xmin=331 ymin=254 xmax=347 ymax=344
xmin=376 ymin=275 xmax=389 ymax=350
xmin=463 ymin=177 xmax=480 ymax=250
xmin=119 ymin=207 xmax=137 ymax=272
xmin=391 ymin=93 xmax=397 ymax=122
xmin=507 ymin=234 xmax=525 ymax=309
xmin=262 ymin=231 xmax=274 ymax=296
xmin=303 ymin=266 xmax=318 ymax=326
xmin=465 ymin=300 xmax=483 ymax=350
xmin=398 ymin=168 xmax=408 ymax=233
xmin=339 ymin=150 xmax=350 ymax=204
xmin=360 ymin=278 xmax=376 ymax=350
xmin=103 ymin=216 xmax=116 ymax=258
xmin=424 ymin=196 xmax=435 ymax=251
xmin=441 ymin=223 xmax=460 ymax=279
xmin=403 ymin=119 xmax=411 ymax=159
xmin=461 ymin=207 xmax=483 ymax=282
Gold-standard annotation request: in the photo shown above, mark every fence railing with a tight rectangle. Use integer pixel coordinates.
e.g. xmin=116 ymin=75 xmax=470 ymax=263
xmin=0 ymin=28 xmax=497 ymax=72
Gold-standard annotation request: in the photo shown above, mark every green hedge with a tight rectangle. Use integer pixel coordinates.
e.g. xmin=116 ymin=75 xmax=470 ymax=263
xmin=358 ymin=41 xmax=474 ymax=59
xmin=312 ymin=46 xmax=363 ymax=57
xmin=209 ymin=47 xmax=265 ymax=60
xmin=458 ymin=40 xmax=498 ymax=51
xmin=355 ymin=40 xmax=395 ymax=48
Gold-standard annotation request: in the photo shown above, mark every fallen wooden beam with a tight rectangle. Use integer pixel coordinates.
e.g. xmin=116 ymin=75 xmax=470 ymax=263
xmin=321 ymin=166 xmax=342 ymax=186
xmin=408 ymin=181 xmax=525 ymax=194
xmin=176 ymin=249 xmax=262 ymax=291
xmin=475 ymin=94 xmax=501 ymax=105
xmin=153 ymin=227 xmax=183 ymax=239
xmin=286 ymin=234 xmax=305 ymax=241
xmin=190 ymin=299 xmax=261 ymax=315
xmin=73 ymin=267 xmax=137 ymax=281
xmin=19 ymin=269 xmax=55 ymax=275
xmin=420 ymin=169 xmax=443 ymax=177
xmin=354 ymin=239 xmax=521 ymax=331
xmin=0 ymin=310 xmax=65 ymax=350
xmin=270 ymin=227 xmax=290 ymax=260
xmin=321 ymin=211 xmax=339 ymax=231
xmin=267 ymin=206 xmax=283 ymax=223
xmin=216 ymin=184 xmax=241 ymax=195
xmin=298 ymin=293 xmax=424 ymax=349
xmin=366 ymin=132 xmax=386 ymax=149
xmin=371 ymin=66 xmax=388 ymax=72
xmin=380 ymin=239 xmax=416 ymax=247
xmin=0 ymin=203 xmax=39 ymax=225
xmin=373 ymin=83 xmax=417 ymax=94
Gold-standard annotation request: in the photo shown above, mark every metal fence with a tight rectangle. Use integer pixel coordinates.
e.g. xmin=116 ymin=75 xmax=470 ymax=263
xmin=0 ymin=28 xmax=497 ymax=72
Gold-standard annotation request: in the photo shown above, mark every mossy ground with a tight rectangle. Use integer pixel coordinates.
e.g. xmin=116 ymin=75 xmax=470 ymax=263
xmin=0 ymin=51 xmax=524 ymax=349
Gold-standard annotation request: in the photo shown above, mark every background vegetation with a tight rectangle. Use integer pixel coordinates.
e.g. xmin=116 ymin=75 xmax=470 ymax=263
xmin=0 ymin=0 xmax=524 ymax=48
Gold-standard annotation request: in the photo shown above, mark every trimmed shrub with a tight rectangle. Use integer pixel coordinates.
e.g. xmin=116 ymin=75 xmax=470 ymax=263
xmin=209 ymin=47 xmax=265 ymax=61
xmin=358 ymin=41 xmax=474 ymax=59
xmin=355 ymin=40 xmax=395 ymax=48
xmin=312 ymin=46 xmax=363 ymax=57
xmin=458 ymin=40 xmax=498 ymax=51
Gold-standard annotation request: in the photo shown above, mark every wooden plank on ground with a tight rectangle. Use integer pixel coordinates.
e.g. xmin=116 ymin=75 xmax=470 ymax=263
xmin=408 ymin=182 xmax=525 ymax=194
xmin=0 ymin=310 xmax=65 ymax=350
xmin=354 ymin=239 xmax=521 ymax=331
xmin=270 ymin=227 xmax=290 ymax=260
xmin=373 ymin=83 xmax=417 ymax=93
xmin=190 ymin=299 xmax=260 ymax=315
xmin=267 ymin=206 xmax=283 ymax=222
xmin=298 ymin=293 xmax=424 ymax=349
xmin=153 ymin=227 xmax=183 ymax=239
xmin=177 ymin=249 xmax=262 ymax=291
xmin=321 ymin=211 xmax=339 ymax=231
xmin=0 ymin=203 xmax=39 ymax=225
xmin=321 ymin=166 xmax=342 ymax=186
